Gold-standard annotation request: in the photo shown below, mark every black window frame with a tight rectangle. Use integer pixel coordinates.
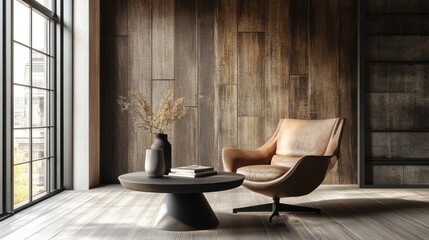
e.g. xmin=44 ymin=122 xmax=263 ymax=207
xmin=1 ymin=0 xmax=67 ymax=219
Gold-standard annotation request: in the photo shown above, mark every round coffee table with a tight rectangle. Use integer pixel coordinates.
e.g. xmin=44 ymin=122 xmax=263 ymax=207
xmin=118 ymin=171 xmax=244 ymax=231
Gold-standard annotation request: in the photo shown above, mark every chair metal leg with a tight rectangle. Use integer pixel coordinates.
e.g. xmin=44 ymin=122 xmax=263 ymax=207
xmin=233 ymin=197 xmax=321 ymax=222
xmin=232 ymin=203 xmax=273 ymax=213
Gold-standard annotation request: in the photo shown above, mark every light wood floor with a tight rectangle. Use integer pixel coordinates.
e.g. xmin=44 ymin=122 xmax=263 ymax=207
xmin=1 ymin=185 xmax=428 ymax=239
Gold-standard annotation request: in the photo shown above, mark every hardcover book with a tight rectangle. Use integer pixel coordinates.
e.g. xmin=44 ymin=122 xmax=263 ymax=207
xmin=170 ymin=165 xmax=214 ymax=173
xmin=168 ymin=170 xmax=217 ymax=178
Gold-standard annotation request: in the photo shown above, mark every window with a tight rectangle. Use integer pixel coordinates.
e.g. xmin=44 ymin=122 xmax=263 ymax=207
xmin=2 ymin=0 xmax=66 ymax=217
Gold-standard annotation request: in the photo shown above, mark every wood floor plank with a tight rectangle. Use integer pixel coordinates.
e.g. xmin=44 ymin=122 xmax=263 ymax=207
xmin=1 ymin=185 xmax=429 ymax=239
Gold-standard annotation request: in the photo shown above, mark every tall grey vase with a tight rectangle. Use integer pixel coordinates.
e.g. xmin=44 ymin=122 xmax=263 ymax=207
xmin=145 ymin=149 xmax=165 ymax=178
xmin=151 ymin=133 xmax=171 ymax=175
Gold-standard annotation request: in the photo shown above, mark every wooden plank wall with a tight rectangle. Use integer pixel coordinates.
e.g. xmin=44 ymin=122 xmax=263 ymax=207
xmin=365 ymin=0 xmax=429 ymax=185
xmin=100 ymin=0 xmax=358 ymax=184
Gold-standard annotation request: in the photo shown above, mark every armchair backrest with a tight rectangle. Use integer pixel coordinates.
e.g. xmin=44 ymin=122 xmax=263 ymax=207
xmin=275 ymin=118 xmax=344 ymax=157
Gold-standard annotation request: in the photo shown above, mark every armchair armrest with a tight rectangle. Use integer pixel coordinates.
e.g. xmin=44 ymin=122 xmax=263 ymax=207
xmin=222 ymin=147 xmax=272 ymax=173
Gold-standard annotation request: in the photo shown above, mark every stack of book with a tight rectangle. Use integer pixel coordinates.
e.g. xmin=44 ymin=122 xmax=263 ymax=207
xmin=168 ymin=165 xmax=217 ymax=178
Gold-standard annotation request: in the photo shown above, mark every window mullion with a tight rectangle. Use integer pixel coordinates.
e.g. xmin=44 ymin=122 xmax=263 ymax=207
xmin=21 ymin=0 xmax=57 ymax=22
xmin=28 ymin=6 xmax=33 ymax=203
xmin=5 ymin=0 xmax=14 ymax=214
xmin=0 ymin=0 xmax=5 ymax=217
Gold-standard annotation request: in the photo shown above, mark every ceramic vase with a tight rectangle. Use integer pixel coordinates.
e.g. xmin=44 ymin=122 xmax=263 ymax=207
xmin=151 ymin=133 xmax=171 ymax=175
xmin=145 ymin=149 xmax=165 ymax=178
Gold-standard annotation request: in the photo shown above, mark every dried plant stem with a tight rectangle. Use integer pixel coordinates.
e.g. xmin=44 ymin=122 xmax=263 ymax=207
xmin=117 ymin=89 xmax=187 ymax=134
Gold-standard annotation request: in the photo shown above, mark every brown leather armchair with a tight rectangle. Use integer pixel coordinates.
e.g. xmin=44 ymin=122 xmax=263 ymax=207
xmin=222 ymin=118 xmax=344 ymax=221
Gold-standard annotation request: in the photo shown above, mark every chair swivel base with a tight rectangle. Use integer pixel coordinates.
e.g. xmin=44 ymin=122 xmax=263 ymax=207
xmin=233 ymin=197 xmax=321 ymax=222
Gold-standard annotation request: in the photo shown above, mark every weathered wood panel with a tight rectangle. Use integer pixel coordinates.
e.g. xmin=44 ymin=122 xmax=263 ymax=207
xmin=215 ymin=0 xmax=237 ymax=85
xmin=215 ymin=85 xmax=238 ymax=170
xmin=372 ymin=165 xmax=403 ymax=185
xmin=309 ymin=0 xmax=340 ymax=120
xmin=238 ymin=33 xmax=265 ymax=117
xmin=340 ymin=0 xmax=357 ymax=7
xmin=367 ymin=16 xmax=429 ymax=35
xmin=152 ymin=0 xmax=174 ymax=79
xmin=197 ymin=0 xmax=216 ymax=167
xmin=175 ymin=0 xmax=197 ymax=106
xmin=403 ymin=166 xmax=429 ymax=184
xmin=367 ymin=0 xmax=429 ymax=14
xmin=264 ymin=0 xmax=290 ymax=140
xmin=238 ymin=117 xmax=264 ymax=150
xmin=390 ymin=133 xmax=429 ymax=158
xmin=366 ymin=64 xmax=426 ymax=93
xmin=100 ymin=0 xmax=359 ymax=184
xmin=366 ymin=36 xmax=429 ymax=62
xmin=100 ymin=37 xmax=129 ymax=183
xmin=339 ymin=6 xmax=357 ymax=184
xmin=174 ymin=107 xmax=197 ymax=167
xmin=290 ymin=0 xmax=309 ymax=75
xmin=100 ymin=0 xmax=128 ymax=36
xmin=238 ymin=0 xmax=265 ymax=32
xmin=367 ymin=132 xmax=429 ymax=158
xmin=366 ymin=93 xmax=388 ymax=130
xmin=366 ymin=133 xmax=391 ymax=158
xmin=128 ymin=0 xmax=152 ymax=172
xmin=289 ymin=76 xmax=309 ymax=119
xmin=415 ymin=94 xmax=429 ymax=129
xmin=387 ymin=94 xmax=415 ymax=130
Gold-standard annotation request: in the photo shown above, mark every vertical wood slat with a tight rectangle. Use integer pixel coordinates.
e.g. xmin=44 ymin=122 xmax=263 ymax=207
xmin=309 ymin=0 xmax=340 ymax=120
xmin=100 ymin=37 xmax=129 ymax=183
xmin=128 ymin=0 xmax=152 ymax=173
xmin=197 ymin=0 xmax=216 ymax=167
xmin=339 ymin=6 xmax=357 ymax=184
xmin=238 ymin=0 xmax=265 ymax=32
xmin=215 ymin=0 xmax=237 ymax=85
xmin=175 ymin=0 xmax=198 ymax=106
xmin=264 ymin=0 xmax=290 ymax=139
xmin=310 ymin=0 xmax=340 ymax=183
xmin=174 ymin=107 xmax=198 ymax=167
xmin=215 ymin=85 xmax=238 ymax=170
xmin=290 ymin=0 xmax=309 ymax=75
xmin=289 ymin=76 xmax=309 ymax=119
xmin=100 ymin=0 xmax=128 ymax=36
xmin=238 ymin=33 xmax=265 ymax=117
xmin=238 ymin=117 xmax=264 ymax=150
xmin=152 ymin=0 xmax=174 ymax=79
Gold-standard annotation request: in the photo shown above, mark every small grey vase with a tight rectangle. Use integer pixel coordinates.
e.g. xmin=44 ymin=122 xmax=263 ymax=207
xmin=145 ymin=149 xmax=165 ymax=178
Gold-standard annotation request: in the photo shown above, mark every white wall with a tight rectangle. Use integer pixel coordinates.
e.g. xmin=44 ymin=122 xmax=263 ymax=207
xmin=73 ymin=0 xmax=100 ymax=190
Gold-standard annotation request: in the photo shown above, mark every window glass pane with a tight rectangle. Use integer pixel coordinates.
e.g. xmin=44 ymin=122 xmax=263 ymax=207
xmin=50 ymin=56 xmax=55 ymax=89
xmin=13 ymin=43 xmax=31 ymax=85
xmin=14 ymin=85 xmax=30 ymax=128
xmin=35 ymin=0 xmax=52 ymax=11
xmin=32 ymin=89 xmax=48 ymax=127
xmin=14 ymin=129 xmax=30 ymax=164
xmin=13 ymin=0 xmax=30 ymax=45
xmin=50 ymin=91 xmax=55 ymax=125
xmin=32 ymin=159 xmax=48 ymax=197
xmin=14 ymin=163 xmax=30 ymax=207
xmin=50 ymin=127 xmax=55 ymax=157
xmin=32 ymin=11 xmax=49 ymax=54
xmin=32 ymin=52 xmax=49 ymax=88
xmin=33 ymin=128 xmax=48 ymax=160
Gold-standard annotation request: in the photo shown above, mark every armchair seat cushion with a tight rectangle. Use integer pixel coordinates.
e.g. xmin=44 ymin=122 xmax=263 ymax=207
xmin=237 ymin=165 xmax=290 ymax=182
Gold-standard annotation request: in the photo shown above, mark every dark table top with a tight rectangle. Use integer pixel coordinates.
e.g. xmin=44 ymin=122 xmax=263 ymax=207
xmin=118 ymin=171 xmax=244 ymax=194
